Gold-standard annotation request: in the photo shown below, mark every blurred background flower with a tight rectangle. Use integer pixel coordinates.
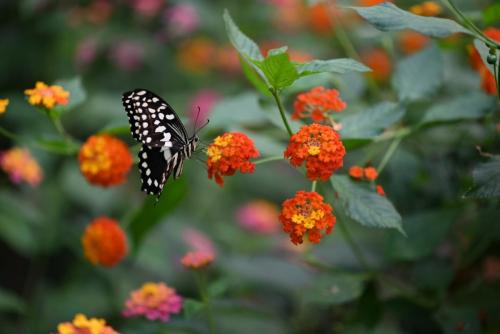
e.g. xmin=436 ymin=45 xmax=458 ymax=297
xmin=236 ymin=200 xmax=280 ymax=234
xmin=0 ymin=148 xmax=43 ymax=186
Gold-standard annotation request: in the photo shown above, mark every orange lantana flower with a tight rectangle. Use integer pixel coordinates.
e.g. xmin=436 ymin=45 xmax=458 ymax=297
xmin=0 ymin=98 xmax=9 ymax=114
xmin=409 ymin=1 xmax=442 ymax=17
xmin=78 ymin=135 xmax=133 ymax=187
xmin=24 ymin=81 xmax=69 ymax=109
xmin=293 ymin=87 xmax=347 ymax=122
xmin=81 ymin=217 xmax=128 ymax=267
xmin=206 ymin=132 xmax=260 ymax=186
xmin=363 ymin=166 xmax=378 ymax=181
xmin=280 ymin=191 xmax=335 ymax=245
xmin=361 ymin=48 xmax=392 ymax=82
xmin=376 ymin=185 xmax=386 ymax=196
xmin=399 ymin=31 xmax=429 ymax=55
xmin=284 ymin=124 xmax=345 ymax=181
xmin=55 ymin=314 xmax=119 ymax=334
xmin=349 ymin=166 xmax=364 ymax=179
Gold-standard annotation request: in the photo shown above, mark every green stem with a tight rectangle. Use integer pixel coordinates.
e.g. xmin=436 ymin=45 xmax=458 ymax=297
xmin=196 ymin=271 xmax=217 ymax=334
xmin=337 ymin=218 xmax=373 ymax=274
xmin=253 ymin=155 xmax=284 ymax=165
xmin=0 ymin=126 xmax=20 ymax=141
xmin=311 ymin=181 xmax=317 ymax=192
xmin=270 ymin=88 xmax=293 ymax=137
xmin=376 ymin=136 xmax=402 ymax=174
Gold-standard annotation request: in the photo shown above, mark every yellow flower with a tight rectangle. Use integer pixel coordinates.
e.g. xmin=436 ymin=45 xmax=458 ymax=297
xmin=24 ymin=81 xmax=69 ymax=109
xmin=0 ymin=99 xmax=8 ymax=114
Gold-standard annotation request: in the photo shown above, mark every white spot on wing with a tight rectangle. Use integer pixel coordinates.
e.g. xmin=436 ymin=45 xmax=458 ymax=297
xmin=166 ymin=114 xmax=175 ymax=120
xmin=137 ymin=90 xmax=146 ymax=96
xmin=155 ymin=126 xmax=166 ymax=133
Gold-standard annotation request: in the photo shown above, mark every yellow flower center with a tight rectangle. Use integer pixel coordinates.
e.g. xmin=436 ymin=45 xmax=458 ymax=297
xmin=291 ymin=209 xmax=325 ymax=229
xmin=207 ymin=134 xmax=232 ymax=162
xmin=308 ymin=145 xmax=321 ymax=156
xmin=80 ymin=138 xmax=112 ymax=175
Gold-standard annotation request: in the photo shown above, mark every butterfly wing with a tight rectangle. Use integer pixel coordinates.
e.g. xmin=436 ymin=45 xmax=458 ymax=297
xmin=138 ymin=146 xmax=170 ymax=195
xmin=122 ymin=89 xmax=189 ymax=148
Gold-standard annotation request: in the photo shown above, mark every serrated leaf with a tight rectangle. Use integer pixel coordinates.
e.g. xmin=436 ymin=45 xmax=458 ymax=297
xmin=392 ymin=45 xmax=443 ymax=101
xmin=465 ymin=156 xmax=500 ymax=198
xmin=297 ymin=59 xmax=371 ymax=76
xmin=223 ymin=9 xmax=263 ymax=61
xmin=257 ymin=53 xmax=299 ymax=89
xmin=128 ymin=178 xmax=187 ymax=251
xmin=421 ymin=92 xmax=495 ymax=124
xmin=385 ymin=211 xmax=455 ymax=261
xmin=350 ymin=3 xmax=470 ymax=38
xmin=340 ymin=102 xmax=405 ymax=139
xmin=330 ymin=175 xmax=404 ymax=233
xmin=303 ymin=273 xmax=365 ymax=305
xmin=54 ymin=77 xmax=87 ymax=112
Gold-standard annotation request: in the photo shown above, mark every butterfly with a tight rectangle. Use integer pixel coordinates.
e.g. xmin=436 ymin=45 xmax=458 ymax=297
xmin=122 ymin=89 xmax=200 ymax=197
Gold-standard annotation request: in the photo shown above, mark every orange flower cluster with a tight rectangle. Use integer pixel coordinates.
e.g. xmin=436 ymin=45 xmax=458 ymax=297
xmin=349 ymin=165 xmax=378 ymax=181
xmin=293 ymin=87 xmax=347 ymax=122
xmin=24 ymin=81 xmax=69 ymax=109
xmin=357 ymin=0 xmax=391 ymax=6
xmin=399 ymin=31 xmax=429 ymax=55
xmin=55 ymin=314 xmax=119 ymax=334
xmin=81 ymin=217 xmax=128 ymax=267
xmin=0 ymin=147 xmax=43 ymax=186
xmin=206 ymin=132 xmax=260 ymax=186
xmin=279 ymin=191 xmax=335 ymax=245
xmin=181 ymin=251 xmax=214 ymax=269
xmin=468 ymin=28 xmax=500 ymax=95
xmin=0 ymin=98 xmax=8 ymax=114
xmin=349 ymin=166 xmax=385 ymax=196
xmin=78 ymin=135 xmax=133 ymax=187
xmin=307 ymin=3 xmax=336 ymax=35
xmin=409 ymin=1 xmax=442 ymax=16
xmin=361 ymin=48 xmax=392 ymax=82
xmin=284 ymin=124 xmax=346 ymax=181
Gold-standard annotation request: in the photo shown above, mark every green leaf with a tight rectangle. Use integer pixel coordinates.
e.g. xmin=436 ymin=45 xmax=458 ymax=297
xmin=330 ymin=175 xmax=404 ymax=233
xmin=257 ymin=53 xmax=299 ymax=89
xmin=34 ymin=138 xmax=80 ymax=155
xmin=223 ymin=9 xmax=263 ymax=61
xmin=340 ymin=102 xmax=405 ymax=139
xmin=350 ymin=3 xmax=470 ymax=38
xmin=483 ymin=3 xmax=500 ymax=25
xmin=303 ymin=273 xmax=365 ymax=305
xmin=240 ymin=57 xmax=272 ymax=97
xmin=0 ymin=288 xmax=26 ymax=314
xmin=54 ymin=77 xmax=87 ymax=112
xmin=183 ymin=298 xmax=205 ymax=318
xmin=385 ymin=211 xmax=455 ymax=261
xmin=421 ymin=92 xmax=495 ymax=125
xmin=473 ymin=39 xmax=499 ymax=77
xmin=465 ymin=156 xmax=500 ymax=198
xmin=267 ymin=46 xmax=288 ymax=56
xmin=392 ymin=45 xmax=443 ymax=102
xmin=128 ymin=178 xmax=187 ymax=251
xmin=297 ymin=59 xmax=371 ymax=76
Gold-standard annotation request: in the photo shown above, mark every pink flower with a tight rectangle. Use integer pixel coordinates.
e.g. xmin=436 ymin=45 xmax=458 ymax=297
xmin=181 ymin=251 xmax=214 ymax=269
xmin=188 ymin=89 xmax=220 ymax=124
xmin=236 ymin=200 xmax=280 ymax=234
xmin=164 ymin=4 xmax=199 ymax=36
xmin=123 ymin=282 xmax=183 ymax=322
xmin=181 ymin=227 xmax=216 ymax=256
xmin=109 ymin=41 xmax=144 ymax=71
xmin=75 ymin=38 xmax=98 ymax=68
xmin=130 ymin=0 xmax=163 ymax=17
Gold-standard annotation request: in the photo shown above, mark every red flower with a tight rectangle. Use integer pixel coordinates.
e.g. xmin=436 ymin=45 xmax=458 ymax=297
xmin=361 ymin=48 xmax=392 ymax=82
xmin=284 ymin=124 xmax=345 ymax=181
xmin=206 ymin=132 xmax=260 ymax=186
xmin=78 ymin=135 xmax=133 ymax=187
xmin=279 ymin=191 xmax=335 ymax=245
xmin=349 ymin=166 xmax=364 ymax=180
xmin=363 ymin=166 xmax=378 ymax=181
xmin=292 ymin=87 xmax=347 ymax=122
xmin=376 ymin=185 xmax=385 ymax=196
xmin=81 ymin=217 xmax=128 ymax=267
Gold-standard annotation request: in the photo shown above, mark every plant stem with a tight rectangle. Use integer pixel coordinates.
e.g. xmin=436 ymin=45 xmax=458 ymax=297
xmin=311 ymin=181 xmax=317 ymax=192
xmin=253 ymin=155 xmax=284 ymax=165
xmin=0 ymin=126 xmax=20 ymax=141
xmin=376 ymin=136 xmax=402 ymax=174
xmin=270 ymin=88 xmax=293 ymax=137
xmin=196 ymin=271 xmax=217 ymax=334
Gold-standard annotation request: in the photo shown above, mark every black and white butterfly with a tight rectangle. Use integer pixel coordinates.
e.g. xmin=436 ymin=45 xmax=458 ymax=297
xmin=122 ymin=89 xmax=200 ymax=197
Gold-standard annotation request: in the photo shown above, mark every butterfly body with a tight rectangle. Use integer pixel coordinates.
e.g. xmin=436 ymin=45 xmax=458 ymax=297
xmin=122 ymin=89 xmax=198 ymax=196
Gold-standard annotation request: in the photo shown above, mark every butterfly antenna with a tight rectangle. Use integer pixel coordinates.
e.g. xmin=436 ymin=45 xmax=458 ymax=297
xmin=193 ymin=106 xmax=201 ymax=135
